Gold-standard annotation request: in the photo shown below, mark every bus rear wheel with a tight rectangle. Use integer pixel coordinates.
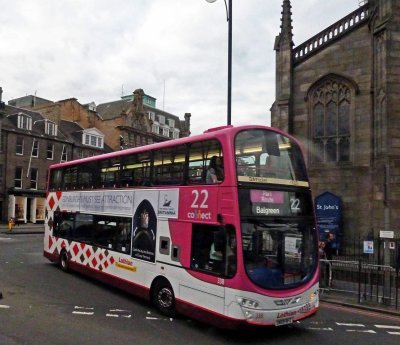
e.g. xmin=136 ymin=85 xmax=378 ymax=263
xmin=152 ymin=280 xmax=176 ymax=317
xmin=60 ymin=250 xmax=69 ymax=272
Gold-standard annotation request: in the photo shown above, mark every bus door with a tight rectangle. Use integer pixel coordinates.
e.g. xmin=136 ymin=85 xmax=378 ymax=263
xmin=186 ymin=224 xmax=237 ymax=312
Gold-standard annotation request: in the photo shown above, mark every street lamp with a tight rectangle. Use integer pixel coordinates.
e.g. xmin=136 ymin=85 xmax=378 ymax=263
xmin=205 ymin=0 xmax=232 ymax=126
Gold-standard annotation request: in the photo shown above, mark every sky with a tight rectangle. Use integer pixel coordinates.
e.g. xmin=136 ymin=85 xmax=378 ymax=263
xmin=0 ymin=0 xmax=362 ymax=135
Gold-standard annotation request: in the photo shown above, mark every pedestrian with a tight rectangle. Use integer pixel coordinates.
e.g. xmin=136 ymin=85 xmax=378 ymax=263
xmin=324 ymin=232 xmax=335 ymax=260
xmin=323 ymin=233 xmax=335 ymax=288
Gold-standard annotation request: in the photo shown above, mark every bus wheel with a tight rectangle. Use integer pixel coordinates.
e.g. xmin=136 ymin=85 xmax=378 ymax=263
xmin=152 ymin=280 xmax=176 ymax=317
xmin=60 ymin=250 xmax=69 ymax=272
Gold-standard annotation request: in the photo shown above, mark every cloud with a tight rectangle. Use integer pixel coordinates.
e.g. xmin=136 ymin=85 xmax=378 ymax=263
xmin=0 ymin=0 xmax=360 ymax=134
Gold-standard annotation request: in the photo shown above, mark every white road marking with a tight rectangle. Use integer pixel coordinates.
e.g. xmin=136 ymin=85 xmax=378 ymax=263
xmin=336 ymin=322 xmax=365 ymax=327
xmin=73 ymin=306 xmax=94 ymax=315
xmin=346 ymin=329 xmax=376 ymax=334
xmin=307 ymin=327 xmax=334 ymax=331
xmin=375 ymin=325 xmax=400 ymax=330
xmin=74 ymin=306 xmax=94 ymax=310
xmin=0 ymin=305 xmax=11 ymax=309
xmin=387 ymin=332 xmax=400 ymax=335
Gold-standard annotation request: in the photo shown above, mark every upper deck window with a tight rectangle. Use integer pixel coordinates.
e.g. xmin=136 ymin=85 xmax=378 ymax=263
xmin=18 ymin=114 xmax=32 ymax=130
xmin=235 ymin=129 xmax=308 ymax=187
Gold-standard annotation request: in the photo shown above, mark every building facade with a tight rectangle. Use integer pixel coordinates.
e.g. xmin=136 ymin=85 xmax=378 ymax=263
xmin=18 ymin=88 xmax=191 ymax=151
xmin=271 ymin=0 xmax=400 ymax=243
xmin=0 ymin=89 xmax=110 ymax=223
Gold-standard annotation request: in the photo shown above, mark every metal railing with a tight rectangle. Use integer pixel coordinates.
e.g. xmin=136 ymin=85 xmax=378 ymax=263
xmin=320 ymin=259 xmax=399 ymax=310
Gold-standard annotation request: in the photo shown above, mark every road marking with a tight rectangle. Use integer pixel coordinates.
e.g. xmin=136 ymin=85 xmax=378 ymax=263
xmin=375 ymin=325 xmax=400 ymax=330
xmin=0 ymin=305 xmax=11 ymax=309
xmin=73 ymin=306 xmax=94 ymax=315
xmin=387 ymin=332 xmax=400 ymax=336
xmin=307 ymin=327 xmax=333 ymax=331
xmin=73 ymin=311 xmax=94 ymax=315
xmin=106 ymin=309 xmax=132 ymax=318
xmin=336 ymin=322 xmax=365 ymax=327
xmin=346 ymin=329 xmax=376 ymax=334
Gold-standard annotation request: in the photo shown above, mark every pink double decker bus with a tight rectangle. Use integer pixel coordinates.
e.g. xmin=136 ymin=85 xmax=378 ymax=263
xmin=44 ymin=125 xmax=319 ymax=328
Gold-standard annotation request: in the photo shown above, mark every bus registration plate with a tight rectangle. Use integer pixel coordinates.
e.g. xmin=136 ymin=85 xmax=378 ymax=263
xmin=275 ymin=317 xmax=293 ymax=327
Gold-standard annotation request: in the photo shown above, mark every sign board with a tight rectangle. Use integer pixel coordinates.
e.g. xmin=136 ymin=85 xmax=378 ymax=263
xmin=315 ymin=192 xmax=342 ymax=248
xmin=363 ymin=241 xmax=374 ymax=254
xmin=379 ymin=230 xmax=394 ymax=239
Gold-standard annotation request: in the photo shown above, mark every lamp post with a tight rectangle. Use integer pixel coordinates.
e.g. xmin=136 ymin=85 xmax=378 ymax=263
xmin=205 ymin=0 xmax=232 ymax=126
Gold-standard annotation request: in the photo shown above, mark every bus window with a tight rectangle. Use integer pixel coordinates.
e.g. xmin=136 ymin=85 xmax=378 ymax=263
xmin=187 ymin=139 xmax=223 ymax=184
xmin=93 ymin=216 xmax=132 ymax=254
xmin=235 ymin=129 xmax=308 ymax=184
xmin=153 ymin=145 xmax=186 ymax=186
xmin=78 ymin=161 xmax=99 ymax=189
xmin=53 ymin=211 xmax=74 ymax=238
xmin=100 ymin=158 xmax=120 ymax=188
xmin=74 ymin=214 xmax=94 ymax=243
xmin=49 ymin=168 xmax=62 ymax=190
xmin=191 ymin=224 xmax=236 ymax=277
xmin=121 ymin=152 xmax=152 ymax=187
xmin=63 ymin=166 xmax=78 ymax=190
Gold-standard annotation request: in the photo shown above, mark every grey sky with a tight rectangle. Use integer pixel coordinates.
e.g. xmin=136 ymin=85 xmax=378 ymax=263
xmin=0 ymin=0 xmax=360 ymax=135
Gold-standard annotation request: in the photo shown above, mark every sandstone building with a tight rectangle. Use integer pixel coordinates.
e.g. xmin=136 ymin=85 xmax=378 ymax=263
xmin=271 ymin=0 xmax=400 ymax=246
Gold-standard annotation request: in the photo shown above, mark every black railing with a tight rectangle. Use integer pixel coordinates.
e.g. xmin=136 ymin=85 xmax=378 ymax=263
xmin=320 ymin=259 xmax=399 ymax=310
xmin=293 ymin=4 xmax=370 ymax=65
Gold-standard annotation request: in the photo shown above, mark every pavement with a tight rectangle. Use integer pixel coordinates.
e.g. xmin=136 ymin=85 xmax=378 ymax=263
xmin=0 ymin=223 xmax=399 ymax=316
xmin=0 ymin=222 xmax=45 ymax=235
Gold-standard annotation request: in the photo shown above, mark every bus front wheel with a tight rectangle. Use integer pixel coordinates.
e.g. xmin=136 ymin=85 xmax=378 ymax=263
xmin=60 ymin=250 xmax=69 ymax=272
xmin=152 ymin=279 xmax=176 ymax=317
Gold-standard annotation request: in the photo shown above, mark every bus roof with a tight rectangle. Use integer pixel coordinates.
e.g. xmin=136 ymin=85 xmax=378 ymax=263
xmin=49 ymin=124 xmax=291 ymax=169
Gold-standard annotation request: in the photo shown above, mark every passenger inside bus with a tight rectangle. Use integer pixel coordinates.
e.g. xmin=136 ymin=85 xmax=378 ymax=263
xmin=206 ymin=156 xmax=224 ymax=183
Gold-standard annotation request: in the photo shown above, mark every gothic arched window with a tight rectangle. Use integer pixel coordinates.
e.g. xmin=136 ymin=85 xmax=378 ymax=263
xmin=309 ymin=77 xmax=353 ymax=164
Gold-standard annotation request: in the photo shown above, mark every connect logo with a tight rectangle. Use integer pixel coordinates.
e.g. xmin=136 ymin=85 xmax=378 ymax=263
xmin=187 ymin=209 xmax=212 ymax=220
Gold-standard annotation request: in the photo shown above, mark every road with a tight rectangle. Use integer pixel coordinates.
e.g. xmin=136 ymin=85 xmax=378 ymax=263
xmin=1 ymin=234 xmax=399 ymax=345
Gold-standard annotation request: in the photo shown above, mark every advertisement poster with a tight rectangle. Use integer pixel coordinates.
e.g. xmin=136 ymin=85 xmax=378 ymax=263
xmin=132 ymin=191 xmax=159 ymax=263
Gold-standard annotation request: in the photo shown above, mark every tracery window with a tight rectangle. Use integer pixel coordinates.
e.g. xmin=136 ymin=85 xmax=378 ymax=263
xmin=310 ymin=78 xmax=352 ymax=164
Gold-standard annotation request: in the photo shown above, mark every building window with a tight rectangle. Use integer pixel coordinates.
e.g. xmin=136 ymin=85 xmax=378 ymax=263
xmin=30 ymin=168 xmax=38 ymax=189
xmin=173 ymin=130 xmax=180 ymax=139
xmin=18 ymin=114 xmax=32 ymax=130
xmin=47 ymin=143 xmax=54 ymax=160
xmin=158 ymin=115 xmax=165 ymax=125
xmin=168 ymin=119 xmax=175 ymax=128
xmin=31 ymin=140 xmax=39 ymax=157
xmin=45 ymin=121 xmax=57 ymax=136
xmin=83 ymin=133 xmax=104 ymax=148
xmin=0 ymin=164 xmax=3 ymax=183
xmin=310 ymin=77 xmax=352 ymax=164
xmin=163 ymin=127 xmax=169 ymax=137
xmin=16 ymin=137 xmax=24 ymax=155
xmin=61 ymin=146 xmax=68 ymax=162
xmin=148 ymin=111 xmax=155 ymax=121
xmin=152 ymin=124 xmax=159 ymax=134
xmin=15 ymin=167 xmax=23 ymax=189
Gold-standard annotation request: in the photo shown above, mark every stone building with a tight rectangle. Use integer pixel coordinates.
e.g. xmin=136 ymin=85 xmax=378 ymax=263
xmin=18 ymin=88 xmax=191 ymax=151
xmin=94 ymin=88 xmax=191 ymax=151
xmin=0 ymin=88 xmax=110 ymax=223
xmin=271 ymin=0 xmax=400 ymax=244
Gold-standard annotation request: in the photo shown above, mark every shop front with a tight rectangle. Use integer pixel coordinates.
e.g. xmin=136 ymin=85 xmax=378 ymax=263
xmin=7 ymin=189 xmax=46 ymax=224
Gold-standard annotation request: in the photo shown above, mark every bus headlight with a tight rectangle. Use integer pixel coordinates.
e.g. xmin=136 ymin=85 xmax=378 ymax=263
xmin=310 ymin=290 xmax=318 ymax=301
xmin=236 ymin=297 xmax=260 ymax=309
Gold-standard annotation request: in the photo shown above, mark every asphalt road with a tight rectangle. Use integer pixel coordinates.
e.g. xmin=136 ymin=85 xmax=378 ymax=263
xmin=1 ymin=234 xmax=399 ymax=345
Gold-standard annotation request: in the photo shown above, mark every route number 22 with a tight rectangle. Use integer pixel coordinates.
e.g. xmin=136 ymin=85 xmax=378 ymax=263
xmin=191 ymin=190 xmax=209 ymax=209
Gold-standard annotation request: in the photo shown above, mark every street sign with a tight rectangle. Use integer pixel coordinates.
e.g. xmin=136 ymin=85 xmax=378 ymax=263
xmin=379 ymin=230 xmax=394 ymax=239
xmin=363 ymin=241 xmax=374 ymax=254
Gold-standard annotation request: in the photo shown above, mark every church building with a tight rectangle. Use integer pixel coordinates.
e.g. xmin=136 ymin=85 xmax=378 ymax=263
xmin=271 ymin=0 xmax=400 ymax=247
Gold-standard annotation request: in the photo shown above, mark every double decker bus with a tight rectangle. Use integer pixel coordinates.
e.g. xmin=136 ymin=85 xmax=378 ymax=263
xmin=44 ymin=125 xmax=319 ymax=328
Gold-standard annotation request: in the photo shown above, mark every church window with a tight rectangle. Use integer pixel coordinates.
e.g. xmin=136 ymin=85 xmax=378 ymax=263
xmin=310 ymin=78 xmax=352 ymax=164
